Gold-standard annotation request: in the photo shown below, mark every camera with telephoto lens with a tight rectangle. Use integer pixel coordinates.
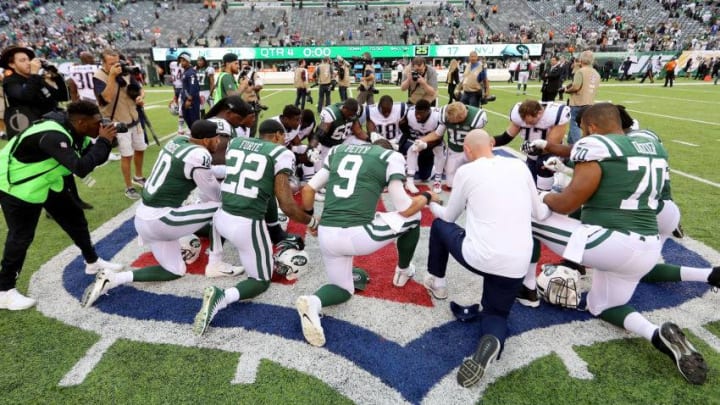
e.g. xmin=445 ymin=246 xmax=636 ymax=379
xmin=119 ymin=61 xmax=141 ymax=75
xmin=100 ymin=118 xmax=128 ymax=133
xmin=480 ymin=95 xmax=497 ymax=105
xmin=40 ymin=59 xmax=58 ymax=74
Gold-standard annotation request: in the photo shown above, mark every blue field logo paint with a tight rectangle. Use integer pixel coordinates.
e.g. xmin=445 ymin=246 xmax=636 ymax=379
xmin=31 ymin=159 xmax=720 ymax=405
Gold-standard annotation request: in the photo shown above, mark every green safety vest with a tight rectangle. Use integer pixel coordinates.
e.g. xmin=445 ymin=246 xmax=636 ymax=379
xmin=0 ymin=120 xmax=82 ymax=203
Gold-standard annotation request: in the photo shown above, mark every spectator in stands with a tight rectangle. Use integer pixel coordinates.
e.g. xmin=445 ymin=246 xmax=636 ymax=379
xmin=564 ymin=50 xmax=600 ymax=145
xmin=93 ymin=48 xmax=147 ymax=200
xmin=401 ymin=56 xmax=438 ymax=106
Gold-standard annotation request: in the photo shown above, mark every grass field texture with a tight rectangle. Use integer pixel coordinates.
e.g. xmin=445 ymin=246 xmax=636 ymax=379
xmin=0 ymin=79 xmax=718 ymax=404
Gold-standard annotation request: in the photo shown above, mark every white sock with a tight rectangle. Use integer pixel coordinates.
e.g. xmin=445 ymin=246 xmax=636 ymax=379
xmin=207 ymin=250 xmax=223 ymax=267
xmin=117 ymin=271 xmax=134 ymax=285
xmin=224 ymin=287 xmax=240 ymax=305
xmin=623 ymin=312 xmax=658 ymax=341
xmin=308 ymin=294 xmax=322 ymax=311
xmin=523 ymin=263 xmax=537 ymax=289
xmin=680 ymin=266 xmax=712 ymax=282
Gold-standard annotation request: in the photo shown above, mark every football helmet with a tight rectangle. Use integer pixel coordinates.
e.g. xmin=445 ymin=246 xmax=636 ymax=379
xmin=179 ymin=234 xmax=202 ymax=264
xmin=169 ymin=101 xmax=179 ymax=116
xmin=274 ymin=247 xmax=309 ymax=280
xmin=536 ymin=264 xmax=580 ymax=309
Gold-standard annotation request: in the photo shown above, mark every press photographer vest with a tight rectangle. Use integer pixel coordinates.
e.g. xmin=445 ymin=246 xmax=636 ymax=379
xmin=94 ymin=69 xmax=138 ymax=124
xmin=317 ymin=63 xmax=332 ymax=85
xmin=462 ymin=63 xmax=485 ymax=92
xmin=294 ymin=68 xmax=307 ymax=89
xmin=0 ymin=120 xmax=87 ymax=203
xmin=338 ymin=64 xmax=351 ymax=87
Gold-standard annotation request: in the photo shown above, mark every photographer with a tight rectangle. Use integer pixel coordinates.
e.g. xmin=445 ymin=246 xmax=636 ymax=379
xmin=93 ymin=48 xmax=147 ymax=200
xmin=400 ymin=56 xmax=438 ymax=106
xmin=0 ymin=101 xmax=123 ymax=310
xmin=1 ymin=46 xmax=69 ymax=138
xmin=336 ymin=56 xmax=351 ymax=101
xmin=314 ymin=56 xmax=333 ymax=113
xmin=459 ymin=51 xmax=490 ymax=107
xmin=356 ymin=66 xmax=377 ymax=106
xmin=239 ymin=60 xmax=266 ymax=137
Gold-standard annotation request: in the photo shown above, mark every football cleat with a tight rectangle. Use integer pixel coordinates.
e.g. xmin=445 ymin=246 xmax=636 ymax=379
xmin=392 ymin=264 xmax=416 ymax=287
xmin=658 ymin=322 xmax=708 ymax=385
xmin=81 ymin=271 xmax=114 ymax=308
xmin=193 ymin=286 xmax=225 ymax=336
xmin=296 ymin=295 xmax=325 ymax=347
xmin=423 ymin=274 xmax=448 ymax=300
xmin=450 ymin=301 xmax=481 ymax=322
xmin=0 ymin=288 xmax=37 ymax=311
xmin=205 ymin=261 xmax=245 ymax=278
xmin=405 ymin=179 xmax=419 ymax=194
xmin=516 ymin=285 xmax=540 ymax=308
xmin=672 ymin=224 xmax=685 ymax=238
xmin=457 ymin=334 xmax=501 ymax=388
xmin=85 ymin=258 xmax=124 ymax=275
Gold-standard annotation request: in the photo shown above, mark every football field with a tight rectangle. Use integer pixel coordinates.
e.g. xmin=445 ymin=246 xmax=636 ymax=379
xmin=1 ymin=79 xmax=719 ymax=404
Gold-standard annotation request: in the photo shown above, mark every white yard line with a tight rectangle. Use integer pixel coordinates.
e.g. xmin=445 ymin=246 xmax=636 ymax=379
xmin=625 ymin=108 xmax=720 ymax=126
xmin=600 ymin=88 xmax=720 ymax=105
xmin=670 ymin=169 xmax=720 ymax=188
xmin=671 ymin=140 xmax=699 ymax=147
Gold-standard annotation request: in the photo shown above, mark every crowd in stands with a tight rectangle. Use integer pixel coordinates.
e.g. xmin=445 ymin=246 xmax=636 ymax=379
xmin=0 ymin=0 xmax=718 ymax=60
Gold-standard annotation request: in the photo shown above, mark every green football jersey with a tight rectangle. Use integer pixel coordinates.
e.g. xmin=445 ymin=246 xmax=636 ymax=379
xmin=196 ymin=66 xmax=214 ymax=92
xmin=213 ymin=71 xmax=237 ymax=101
xmin=221 ymin=137 xmax=295 ymax=219
xmin=318 ymin=103 xmax=356 ymax=147
xmin=142 ymin=136 xmax=212 ymax=208
xmin=571 ymin=133 xmax=669 ymax=235
xmin=437 ymin=105 xmax=488 ymax=152
xmin=628 ymin=129 xmax=672 ymax=202
xmin=320 ymin=144 xmax=406 ymax=227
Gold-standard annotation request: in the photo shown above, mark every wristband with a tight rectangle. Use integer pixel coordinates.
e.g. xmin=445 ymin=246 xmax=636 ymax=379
xmin=421 ymin=191 xmax=432 ymax=205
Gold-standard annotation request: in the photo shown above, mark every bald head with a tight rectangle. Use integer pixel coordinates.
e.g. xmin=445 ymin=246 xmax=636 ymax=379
xmin=463 ymin=129 xmax=494 ymax=161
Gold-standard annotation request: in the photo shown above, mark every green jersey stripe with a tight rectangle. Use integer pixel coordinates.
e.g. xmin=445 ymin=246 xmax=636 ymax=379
xmin=532 ymin=222 xmax=573 ymax=238
xmin=160 ymin=216 xmax=214 ymax=227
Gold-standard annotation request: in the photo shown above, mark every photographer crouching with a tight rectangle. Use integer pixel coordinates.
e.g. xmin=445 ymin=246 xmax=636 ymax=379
xmin=93 ymin=48 xmax=147 ymax=200
xmin=239 ymin=61 xmax=267 ymax=137
xmin=0 ymin=100 xmax=123 ymax=310
xmin=400 ymin=56 xmax=438 ymax=106
xmin=1 ymin=46 xmax=69 ymax=138
xmin=356 ymin=65 xmax=378 ymax=106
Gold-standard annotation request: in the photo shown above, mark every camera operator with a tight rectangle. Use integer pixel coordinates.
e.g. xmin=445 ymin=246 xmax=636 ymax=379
xmin=1 ymin=46 xmax=69 ymax=138
xmin=93 ymin=48 xmax=147 ymax=200
xmin=0 ymin=100 xmax=123 ymax=310
xmin=335 ymin=56 xmax=351 ymax=101
xmin=239 ymin=60 xmax=266 ymax=137
xmin=400 ymin=56 xmax=438 ymax=106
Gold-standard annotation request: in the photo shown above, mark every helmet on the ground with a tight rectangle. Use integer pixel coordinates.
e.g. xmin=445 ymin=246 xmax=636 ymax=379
xmin=536 ymin=264 xmax=580 ymax=309
xmin=179 ymin=234 xmax=202 ymax=264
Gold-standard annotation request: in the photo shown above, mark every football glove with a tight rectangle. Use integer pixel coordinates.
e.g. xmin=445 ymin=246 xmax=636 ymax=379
xmin=530 ymin=139 xmax=548 ymax=152
xmin=369 ymin=131 xmax=383 ymax=143
xmin=543 ymin=157 xmax=573 ymax=175
xmin=521 ymin=140 xmax=543 ymax=156
xmin=306 ymin=148 xmax=321 ymax=163
xmin=410 ymin=139 xmax=428 ymax=152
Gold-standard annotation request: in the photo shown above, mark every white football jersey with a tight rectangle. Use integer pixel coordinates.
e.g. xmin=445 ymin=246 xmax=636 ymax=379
xmin=69 ymin=64 xmax=99 ymax=103
xmin=406 ymin=106 xmax=441 ymax=140
xmin=365 ymin=102 xmax=408 ymax=141
xmin=297 ymin=121 xmax=316 ymax=142
xmin=510 ymin=102 xmax=571 ymax=142
xmin=270 ymin=115 xmax=301 ymax=146
xmin=170 ymin=61 xmax=183 ymax=89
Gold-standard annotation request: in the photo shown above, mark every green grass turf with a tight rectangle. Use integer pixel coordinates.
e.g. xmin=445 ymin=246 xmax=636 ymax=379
xmin=0 ymin=78 xmax=718 ymax=404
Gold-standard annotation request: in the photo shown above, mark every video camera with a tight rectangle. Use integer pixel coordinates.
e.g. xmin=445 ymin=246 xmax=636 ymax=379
xmin=100 ymin=118 xmax=129 ymax=133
